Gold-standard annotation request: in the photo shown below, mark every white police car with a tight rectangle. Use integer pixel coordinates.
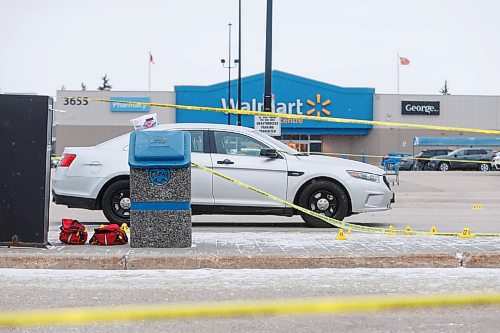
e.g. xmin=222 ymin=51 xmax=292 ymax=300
xmin=52 ymin=123 xmax=394 ymax=228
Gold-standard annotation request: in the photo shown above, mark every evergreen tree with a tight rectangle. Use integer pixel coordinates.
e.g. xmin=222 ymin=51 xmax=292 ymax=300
xmin=439 ymin=80 xmax=450 ymax=95
xmin=97 ymin=74 xmax=112 ymax=91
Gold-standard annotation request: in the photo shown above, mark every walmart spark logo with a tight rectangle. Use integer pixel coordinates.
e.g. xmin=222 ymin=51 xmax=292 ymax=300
xmin=306 ymin=94 xmax=331 ymax=117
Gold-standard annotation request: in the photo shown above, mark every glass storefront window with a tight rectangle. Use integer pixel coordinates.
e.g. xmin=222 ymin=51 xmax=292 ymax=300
xmin=275 ymin=134 xmax=322 ymax=153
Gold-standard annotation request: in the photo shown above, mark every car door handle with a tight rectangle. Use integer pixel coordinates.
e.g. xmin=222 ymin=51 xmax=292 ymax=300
xmin=217 ymin=159 xmax=234 ymax=165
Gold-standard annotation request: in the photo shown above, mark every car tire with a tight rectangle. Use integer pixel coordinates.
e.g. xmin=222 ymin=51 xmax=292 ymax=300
xmin=102 ymin=180 xmax=131 ymax=226
xmin=479 ymin=163 xmax=490 ymax=172
xmin=298 ymin=180 xmax=349 ymax=228
xmin=438 ymin=162 xmax=450 ymax=171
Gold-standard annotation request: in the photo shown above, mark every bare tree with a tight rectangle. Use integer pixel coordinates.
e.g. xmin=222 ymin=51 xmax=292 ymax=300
xmin=81 ymin=83 xmax=87 ymax=91
xmin=97 ymin=74 xmax=112 ymax=91
xmin=439 ymin=80 xmax=450 ymax=95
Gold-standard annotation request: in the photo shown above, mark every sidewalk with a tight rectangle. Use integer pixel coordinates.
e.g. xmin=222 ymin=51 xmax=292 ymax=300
xmin=2 ymin=231 xmax=500 ymax=269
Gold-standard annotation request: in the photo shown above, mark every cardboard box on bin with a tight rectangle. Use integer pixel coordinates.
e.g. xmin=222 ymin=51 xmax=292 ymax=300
xmin=131 ymin=113 xmax=158 ymax=131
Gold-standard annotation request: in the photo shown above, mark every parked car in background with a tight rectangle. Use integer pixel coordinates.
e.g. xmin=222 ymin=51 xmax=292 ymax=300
xmin=51 ymin=155 xmax=61 ymax=168
xmin=381 ymin=152 xmax=412 ymax=171
xmin=427 ymin=148 xmax=494 ymax=171
xmin=398 ymin=157 xmax=417 ymax=171
xmin=52 ymin=123 xmax=394 ymax=228
xmin=492 ymin=151 xmax=500 ymax=170
xmin=413 ymin=149 xmax=453 ymax=170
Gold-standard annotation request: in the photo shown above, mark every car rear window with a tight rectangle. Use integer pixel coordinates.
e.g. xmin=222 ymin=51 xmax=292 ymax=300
xmin=96 ymin=133 xmax=130 ymax=148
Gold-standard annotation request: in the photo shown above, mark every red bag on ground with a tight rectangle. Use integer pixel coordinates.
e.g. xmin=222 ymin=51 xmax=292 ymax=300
xmin=59 ymin=219 xmax=88 ymax=245
xmin=89 ymin=224 xmax=128 ymax=246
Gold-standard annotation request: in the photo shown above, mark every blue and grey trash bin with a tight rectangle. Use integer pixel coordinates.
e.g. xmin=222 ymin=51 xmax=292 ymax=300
xmin=128 ymin=130 xmax=191 ymax=248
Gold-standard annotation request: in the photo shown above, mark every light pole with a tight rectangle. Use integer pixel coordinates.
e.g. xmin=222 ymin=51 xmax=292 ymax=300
xmin=221 ymin=23 xmax=238 ymax=125
xmin=263 ymin=0 xmax=273 ymax=112
xmin=237 ymin=0 xmax=242 ymax=125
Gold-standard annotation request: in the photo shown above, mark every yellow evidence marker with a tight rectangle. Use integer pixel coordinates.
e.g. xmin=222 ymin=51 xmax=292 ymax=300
xmin=459 ymin=228 xmax=475 ymax=238
xmin=385 ymin=225 xmax=397 ymax=236
xmin=335 ymin=229 xmax=347 ymax=240
xmin=404 ymin=225 xmax=414 ymax=235
xmin=120 ymin=223 xmax=130 ymax=234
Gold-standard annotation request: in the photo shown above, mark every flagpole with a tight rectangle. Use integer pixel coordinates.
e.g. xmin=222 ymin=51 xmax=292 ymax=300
xmin=397 ymin=53 xmax=400 ymax=94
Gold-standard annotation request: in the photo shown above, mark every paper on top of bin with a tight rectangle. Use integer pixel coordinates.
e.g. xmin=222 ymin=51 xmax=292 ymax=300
xmin=131 ymin=113 xmax=158 ymax=131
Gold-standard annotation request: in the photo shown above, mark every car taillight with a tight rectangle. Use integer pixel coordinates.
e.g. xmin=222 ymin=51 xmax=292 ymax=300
xmin=59 ymin=154 xmax=76 ymax=167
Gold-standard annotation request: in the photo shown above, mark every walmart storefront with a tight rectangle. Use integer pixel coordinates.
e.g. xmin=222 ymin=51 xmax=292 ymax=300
xmin=53 ymin=70 xmax=500 ymax=165
xmin=175 ymin=70 xmax=374 ymax=153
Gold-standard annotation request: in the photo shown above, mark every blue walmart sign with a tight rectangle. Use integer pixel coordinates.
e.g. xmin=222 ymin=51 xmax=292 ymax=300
xmin=175 ymin=71 xmax=374 ymax=135
xmin=110 ymin=97 xmax=150 ymax=112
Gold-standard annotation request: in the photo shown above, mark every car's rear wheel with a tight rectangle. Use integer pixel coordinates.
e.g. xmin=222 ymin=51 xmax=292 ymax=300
xmin=479 ymin=163 xmax=490 ymax=172
xmin=102 ymin=180 xmax=131 ymax=226
xmin=298 ymin=180 xmax=349 ymax=228
xmin=438 ymin=162 xmax=450 ymax=171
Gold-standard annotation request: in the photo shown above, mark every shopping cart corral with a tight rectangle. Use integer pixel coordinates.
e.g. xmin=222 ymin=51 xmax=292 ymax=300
xmin=381 ymin=152 xmax=411 ymax=185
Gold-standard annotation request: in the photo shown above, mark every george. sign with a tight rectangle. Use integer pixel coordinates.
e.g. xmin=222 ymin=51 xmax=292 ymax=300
xmin=254 ymin=115 xmax=281 ymax=136
xmin=402 ymin=101 xmax=440 ymax=115
xmin=110 ymin=97 xmax=150 ymax=112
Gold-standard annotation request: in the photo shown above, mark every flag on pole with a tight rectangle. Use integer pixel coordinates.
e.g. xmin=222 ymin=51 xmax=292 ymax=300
xmin=149 ymin=51 xmax=155 ymax=65
xmin=399 ymin=57 xmax=410 ymax=65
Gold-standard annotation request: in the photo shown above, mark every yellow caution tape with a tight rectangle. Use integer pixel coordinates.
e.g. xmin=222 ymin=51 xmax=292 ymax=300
xmin=191 ymin=162 xmax=500 ymax=237
xmin=69 ymin=97 xmax=499 ymax=235
xmin=78 ymin=97 xmax=500 ymax=135
xmin=1 ymin=293 xmax=499 ymax=327
xmin=309 ymin=152 xmax=496 ymax=166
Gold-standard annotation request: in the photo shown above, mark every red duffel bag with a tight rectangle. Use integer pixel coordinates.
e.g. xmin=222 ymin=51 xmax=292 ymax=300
xmin=59 ymin=219 xmax=88 ymax=245
xmin=89 ymin=224 xmax=128 ymax=246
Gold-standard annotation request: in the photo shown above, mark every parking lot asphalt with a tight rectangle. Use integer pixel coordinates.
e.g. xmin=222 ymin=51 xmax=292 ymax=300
xmin=2 ymin=171 xmax=500 ymax=269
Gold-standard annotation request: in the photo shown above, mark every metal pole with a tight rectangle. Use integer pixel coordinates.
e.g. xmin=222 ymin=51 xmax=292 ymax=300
xmin=263 ymin=0 xmax=273 ymax=112
xmin=397 ymin=53 xmax=400 ymax=94
xmin=228 ymin=23 xmax=232 ymax=125
xmin=237 ymin=0 xmax=242 ymax=125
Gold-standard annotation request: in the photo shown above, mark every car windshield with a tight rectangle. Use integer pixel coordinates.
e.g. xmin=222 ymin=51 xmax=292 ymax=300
xmin=449 ymin=149 xmax=464 ymax=156
xmin=251 ymin=129 xmax=302 ymax=155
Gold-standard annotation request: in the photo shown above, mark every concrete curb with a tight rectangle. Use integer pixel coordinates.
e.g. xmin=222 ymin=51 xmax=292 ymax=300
xmin=2 ymin=252 xmax=500 ymax=269
xmin=462 ymin=253 xmax=500 ymax=268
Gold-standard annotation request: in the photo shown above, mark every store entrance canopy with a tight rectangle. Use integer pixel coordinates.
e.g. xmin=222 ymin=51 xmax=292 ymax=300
xmin=413 ymin=137 xmax=500 ymax=147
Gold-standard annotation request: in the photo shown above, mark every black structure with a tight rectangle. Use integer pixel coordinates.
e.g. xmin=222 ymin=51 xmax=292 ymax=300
xmin=237 ymin=0 xmax=242 ymax=125
xmin=263 ymin=0 xmax=273 ymax=112
xmin=0 ymin=94 xmax=53 ymax=247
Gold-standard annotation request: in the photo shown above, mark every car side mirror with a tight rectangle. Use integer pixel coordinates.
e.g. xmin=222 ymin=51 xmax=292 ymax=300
xmin=260 ymin=148 xmax=279 ymax=158
xmin=454 ymin=154 xmax=458 ymax=157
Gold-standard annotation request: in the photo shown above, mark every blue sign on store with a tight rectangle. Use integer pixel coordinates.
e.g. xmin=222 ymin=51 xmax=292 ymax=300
xmin=110 ymin=97 xmax=150 ymax=112
xmin=175 ymin=71 xmax=374 ymax=135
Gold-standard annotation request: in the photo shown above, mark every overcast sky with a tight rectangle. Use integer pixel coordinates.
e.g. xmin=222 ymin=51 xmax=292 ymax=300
xmin=1 ymin=0 xmax=499 ymax=97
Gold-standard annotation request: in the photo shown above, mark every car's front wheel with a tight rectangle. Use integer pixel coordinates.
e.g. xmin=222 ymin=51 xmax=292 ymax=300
xmin=102 ymin=180 xmax=131 ymax=226
xmin=298 ymin=180 xmax=349 ymax=228
xmin=438 ymin=162 xmax=450 ymax=171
